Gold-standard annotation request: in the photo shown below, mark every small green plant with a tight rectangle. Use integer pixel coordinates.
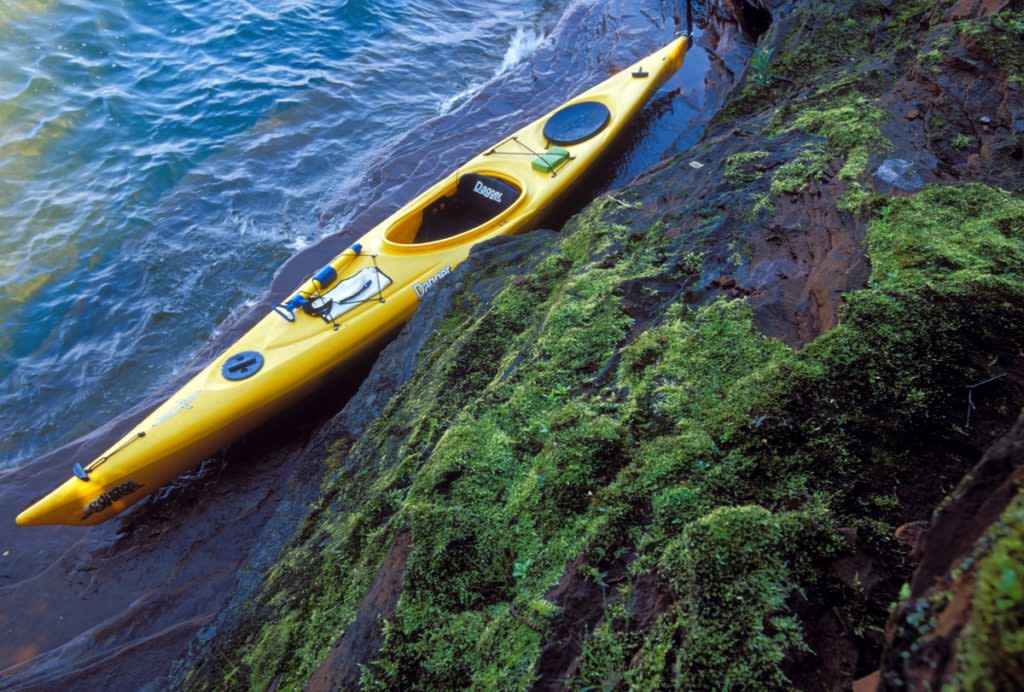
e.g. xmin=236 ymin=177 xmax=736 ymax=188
xmin=957 ymin=19 xmax=987 ymax=38
xmin=952 ymin=133 xmax=974 ymax=150
xmin=748 ymin=192 xmax=775 ymax=221
xmin=917 ymin=47 xmax=944 ymax=74
xmin=512 ymin=559 xmax=532 ymax=580
xmin=770 ymin=144 xmax=829 ymax=197
xmin=837 ymin=184 xmax=873 ymax=214
xmin=583 ymin=565 xmax=609 ymax=590
xmin=526 ymin=598 xmax=559 ymax=619
xmin=725 ymin=239 xmax=746 ymax=268
xmin=544 ymin=383 xmax=571 ymax=404
xmin=680 ymin=250 xmax=709 ymax=275
xmin=749 ymin=47 xmax=776 ymax=87
xmin=996 ymin=566 xmax=1023 ymax=610
xmin=724 ymin=150 xmax=771 ymax=184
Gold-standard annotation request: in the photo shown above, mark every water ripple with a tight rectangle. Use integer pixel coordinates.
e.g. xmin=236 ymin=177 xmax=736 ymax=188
xmin=0 ymin=0 xmax=568 ymax=468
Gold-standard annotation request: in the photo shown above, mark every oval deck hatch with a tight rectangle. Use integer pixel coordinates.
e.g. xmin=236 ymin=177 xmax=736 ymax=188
xmin=543 ymin=101 xmax=611 ymax=145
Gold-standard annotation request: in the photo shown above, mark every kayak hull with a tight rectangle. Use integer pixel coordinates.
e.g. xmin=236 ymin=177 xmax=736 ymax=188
xmin=17 ymin=36 xmax=690 ymax=526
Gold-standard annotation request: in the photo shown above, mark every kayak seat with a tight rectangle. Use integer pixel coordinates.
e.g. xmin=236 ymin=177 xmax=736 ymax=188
xmin=415 ymin=173 xmax=520 ymax=244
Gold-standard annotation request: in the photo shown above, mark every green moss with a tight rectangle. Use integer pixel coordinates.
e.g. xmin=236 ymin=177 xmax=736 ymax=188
xmin=918 ymin=47 xmax=945 ymax=75
xmin=867 ymin=184 xmax=1024 ymax=290
xmin=719 ymin=0 xmax=959 ymax=221
xmin=768 ymin=143 xmax=829 ymax=197
xmin=574 ymin=593 xmax=638 ymax=689
xmin=748 ymin=192 xmax=775 ymax=220
xmin=241 ymin=612 xmax=301 ymax=691
xmin=783 ymin=97 xmax=891 ymax=214
xmin=956 ymin=4 xmax=1024 ymax=85
xmin=724 ymin=150 xmax=771 ymax=184
xmin=650 ymin=505 xmax=838 ymax=690
xmin=742 ymin=97 xmax=889 ymax=217
xmin=740 ymin=94 xmax=892 ymax=220
xmin=785 ymin=97 xmax=889 ymax=175
xmin=952 ymin=133 xmax=975 ymax=150
xmin=955 ymin=492 xmax=1024 ymax=690
xmin=192 ymin=178 xmax=1024 ymax=691
xmin=719 ymin=0 xmax=950 ymax=122
xmin=619 ymin=298 xmax=788 ymax=437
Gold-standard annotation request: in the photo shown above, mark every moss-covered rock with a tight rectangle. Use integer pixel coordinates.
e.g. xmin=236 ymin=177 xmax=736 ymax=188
xmin=957 ymin=493 xmax=1024 ymax=691
xmin=176 ymin=1 xmax=1024 ymax=688
xmin=182 ymin=175 xmax=1024 ymax=690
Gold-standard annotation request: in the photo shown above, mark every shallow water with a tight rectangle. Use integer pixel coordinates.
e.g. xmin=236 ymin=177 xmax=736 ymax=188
xmin=0 ymin=0 xmax=567 ymax=469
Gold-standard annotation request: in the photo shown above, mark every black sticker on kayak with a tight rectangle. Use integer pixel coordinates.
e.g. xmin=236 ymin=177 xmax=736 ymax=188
xmin=472 ymin=180 xmax=503 ymax=203
xmin=81 ymin=481 xmax=143 ymax=521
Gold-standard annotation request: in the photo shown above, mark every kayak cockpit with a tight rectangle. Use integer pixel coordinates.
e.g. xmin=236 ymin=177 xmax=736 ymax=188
xmin=385 ymin=172 xmax=522 ymax=245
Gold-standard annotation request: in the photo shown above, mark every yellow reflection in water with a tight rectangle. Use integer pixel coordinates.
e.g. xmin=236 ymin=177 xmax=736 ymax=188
xmin=0 ymin=0 xmax=55 ymax=25
xmin=3 ymin=273 xmax=49 ymax=305
xmin=0 ymin=62 xmax=84 ymax=305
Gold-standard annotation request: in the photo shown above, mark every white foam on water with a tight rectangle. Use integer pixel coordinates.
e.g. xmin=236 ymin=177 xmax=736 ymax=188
xmin=498 ymin=25 xmax=545 ymax=76
xmin=437 ymin=25 xmax=546 ymax=116
xmin=285 ymin=233 xmax=313 ymax=252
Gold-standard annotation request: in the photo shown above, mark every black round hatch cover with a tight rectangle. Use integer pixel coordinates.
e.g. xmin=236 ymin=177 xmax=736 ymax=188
xmin=542 ymin=101 xmax=612 ymax=146
xmin=222 ymin=351 xmax=264 ymax=381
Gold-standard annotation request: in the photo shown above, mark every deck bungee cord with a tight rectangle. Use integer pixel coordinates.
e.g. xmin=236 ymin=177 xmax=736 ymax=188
xmin=485 ymin=136 xmax=577 ymax=178
xmin=273 ymin=244 xmax=390 ymax=330
xmin=72 ymin=431 xmax=146 ymax=480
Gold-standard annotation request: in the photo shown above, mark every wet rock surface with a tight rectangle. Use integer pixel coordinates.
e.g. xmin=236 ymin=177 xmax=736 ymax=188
xmin=169 ymin=0 xmax=1024 ymax=680
xmin=876 ymin=413 xmax=1024 ymax=691
xmin=609 ymin=138 xmax=873 ymax=347
xmin=874 ymin=158 xmax=926 ymax=194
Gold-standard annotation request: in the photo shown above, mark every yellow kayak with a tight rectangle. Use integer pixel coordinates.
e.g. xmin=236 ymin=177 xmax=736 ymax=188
xmin=17 ymin=36 xmax=689 ymax=526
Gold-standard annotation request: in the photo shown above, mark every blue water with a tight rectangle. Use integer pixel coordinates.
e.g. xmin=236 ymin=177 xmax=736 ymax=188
xmin=0 ymin=0 xmax=567 ymax=469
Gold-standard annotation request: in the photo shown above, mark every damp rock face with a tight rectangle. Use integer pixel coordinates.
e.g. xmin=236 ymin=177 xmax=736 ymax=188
xmin=877 ymin=413 xmax=1024 ymax=691
xmin=161 ymin=0 xmax=1024 ymax=689
xmin=145 ymin=0 xmax=1024 ymax=690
